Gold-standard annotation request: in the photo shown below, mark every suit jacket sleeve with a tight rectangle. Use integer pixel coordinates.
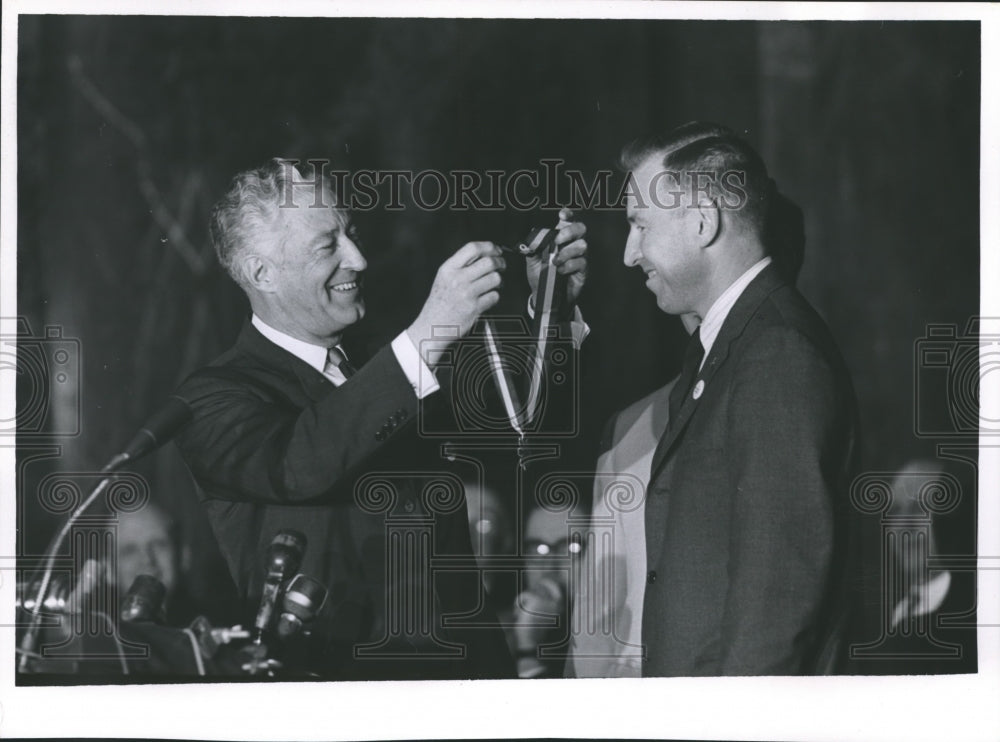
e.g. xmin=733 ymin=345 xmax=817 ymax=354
xmin=720 ymin=326 xmax=844 ymax=674
xmin=175 ymin=344 xmax=419 ymax=505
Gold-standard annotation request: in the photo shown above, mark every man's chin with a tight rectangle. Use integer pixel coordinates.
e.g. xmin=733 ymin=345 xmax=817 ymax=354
xmin=338 ymin=302 xmax=366 ymax=329
xmin=653 ymin=292 xmax=676 ymax=314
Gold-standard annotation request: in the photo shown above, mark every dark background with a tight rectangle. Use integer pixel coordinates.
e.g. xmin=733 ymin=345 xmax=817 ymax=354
xmin=15 ymin=17 xmax=980 ymax=668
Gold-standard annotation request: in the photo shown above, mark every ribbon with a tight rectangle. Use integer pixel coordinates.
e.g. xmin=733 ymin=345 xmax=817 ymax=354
xmin=484 ymin=225 xmax=566 ymax=440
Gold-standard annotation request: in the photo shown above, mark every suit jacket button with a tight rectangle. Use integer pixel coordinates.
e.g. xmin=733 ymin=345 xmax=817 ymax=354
xmin=647 ymin=570 xmax=657 ymax=585
xmin=397 ymin=408 xmax=408 ymax=419
xmin=375 ymin=430 xmax=386 ymax=441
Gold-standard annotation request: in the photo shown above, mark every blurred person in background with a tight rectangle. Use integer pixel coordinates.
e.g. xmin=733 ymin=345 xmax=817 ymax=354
xmin=464 ymin=476 xmax=515 ymax=601
xmin=110 ymin=502 xmax=198 ymax=625
xmin=511 ymin=505 xmax=580 ymax=678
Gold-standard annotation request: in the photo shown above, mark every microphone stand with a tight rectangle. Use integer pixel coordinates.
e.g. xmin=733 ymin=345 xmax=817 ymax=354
xmin=17 ymin=396 xmax=191 ymax=673
xmin=17 ymin=456 xmax=130 ymax=672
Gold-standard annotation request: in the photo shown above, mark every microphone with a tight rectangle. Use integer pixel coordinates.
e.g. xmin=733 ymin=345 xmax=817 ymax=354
xmin=252 ymin=530 xmax=306 ymax=644
xmin=276 ymin=574 xmax=328 ymax=640
xmin=120 ymin=574 xmax=167 ymax=623
xmin=16 ymin=573 xmax=72 ymax=614
xmin=18 ymin=394 xmax=192 ymax=672
xmin=107 ymin=395 xmax=193 ymax=470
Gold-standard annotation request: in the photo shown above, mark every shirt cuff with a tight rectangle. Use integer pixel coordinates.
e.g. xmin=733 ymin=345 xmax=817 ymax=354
xmin=391 ymin=332 xmax=440 ymax=399
xmin=569 ymin=306 xmax=591 ymax=349
xmin=527 ymin=298 xmax=591 ymax=349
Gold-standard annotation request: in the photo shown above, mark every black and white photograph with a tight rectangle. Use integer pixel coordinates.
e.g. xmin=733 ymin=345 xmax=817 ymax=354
xmin=2 ymin=2 xmax=998 ymax=740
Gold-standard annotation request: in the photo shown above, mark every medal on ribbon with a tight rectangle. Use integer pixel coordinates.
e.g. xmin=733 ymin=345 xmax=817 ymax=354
xmin=483 ymin=223 xmax=567 ymax=468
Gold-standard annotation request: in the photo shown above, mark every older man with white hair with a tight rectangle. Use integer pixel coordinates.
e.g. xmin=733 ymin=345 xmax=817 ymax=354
xmin=174 ymin=158 xmax=588 ymax=679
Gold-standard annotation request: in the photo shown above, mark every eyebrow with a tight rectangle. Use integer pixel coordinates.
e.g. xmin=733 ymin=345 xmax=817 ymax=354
xmin=310 ymin=226 xmax=342 ymax=250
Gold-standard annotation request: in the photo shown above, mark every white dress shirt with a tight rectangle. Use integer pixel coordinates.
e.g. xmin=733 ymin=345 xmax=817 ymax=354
xmin=697 ymin=256 xmax=772 ymax=369
xmin=251 ymin=315 xmax=440 ymax=399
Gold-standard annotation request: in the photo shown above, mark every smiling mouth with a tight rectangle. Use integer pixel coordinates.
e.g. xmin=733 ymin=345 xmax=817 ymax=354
xmin=329 ymin=280 xmax=359 ymax=292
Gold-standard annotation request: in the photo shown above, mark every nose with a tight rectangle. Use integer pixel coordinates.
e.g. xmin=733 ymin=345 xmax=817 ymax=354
xmin=340 ymin=236 xmax=368 ymax=272
xmin=623 ymin=230 xmax=641 ymax=268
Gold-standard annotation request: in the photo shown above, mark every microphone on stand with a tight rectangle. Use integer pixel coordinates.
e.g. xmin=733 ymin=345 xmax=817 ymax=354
xmin=252 ymin=530 xmax=306 ymax=644
xmin=105 ymin=395 xmax=193 ymax=471
xmin=276 ymin=574 xmax=328 ymax=640
xmin=18 ymin=394 xmax=194 ymax=674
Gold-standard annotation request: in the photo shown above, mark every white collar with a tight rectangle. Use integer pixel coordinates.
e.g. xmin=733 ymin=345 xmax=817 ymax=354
xmin=697 ymin=256 xmax=772 ymax=367
xmin=251 ymin=314 xmax=330 ymax=374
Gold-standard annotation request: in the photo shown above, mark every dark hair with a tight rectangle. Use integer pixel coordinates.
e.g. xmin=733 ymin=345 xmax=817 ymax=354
xmin=618 ymin=121 xmax=736 ymax=171
xmin=621 ymin=122 xmax=803 ymax=282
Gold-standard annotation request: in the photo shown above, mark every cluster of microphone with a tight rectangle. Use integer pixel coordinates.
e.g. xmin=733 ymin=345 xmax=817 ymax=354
xmin=252 ymin=530 xmax=327 ymax=643
xmin=16 ymin=395 xmax=332 ymax=677
xmin=17 ymin=572 xmax=171 ymax=624
xmin=16 ymin=529 xmax=329 ymax=678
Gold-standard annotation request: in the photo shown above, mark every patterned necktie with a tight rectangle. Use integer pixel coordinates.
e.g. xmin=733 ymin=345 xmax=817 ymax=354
xmin=325 ymin=346 xmax=357 ymax=380
xmin=666 ymin=327 xmax=704 ymax=424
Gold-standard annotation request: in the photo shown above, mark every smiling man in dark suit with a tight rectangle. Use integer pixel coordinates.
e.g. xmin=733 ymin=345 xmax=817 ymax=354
xmin=621 ymin=125 xmax=859 ymax=676
xmin=173 ymin=158 xmax=587 ymax=679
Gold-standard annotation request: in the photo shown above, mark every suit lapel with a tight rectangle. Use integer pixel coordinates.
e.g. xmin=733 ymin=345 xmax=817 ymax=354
xmin=648 ymin=264 xmax=786 ymax=481
xmin=236 ymin=321 xmax=334 ymax=404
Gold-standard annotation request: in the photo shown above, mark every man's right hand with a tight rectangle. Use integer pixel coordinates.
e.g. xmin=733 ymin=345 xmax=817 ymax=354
xmin=407 ymin=242 xmax=505 ymax=370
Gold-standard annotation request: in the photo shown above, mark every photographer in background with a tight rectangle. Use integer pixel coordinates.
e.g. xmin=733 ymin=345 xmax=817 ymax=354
xmin=511 ymin=505 xmax=579 ymax=678
xmin=464 ymin=482 xmax=575 ymax=678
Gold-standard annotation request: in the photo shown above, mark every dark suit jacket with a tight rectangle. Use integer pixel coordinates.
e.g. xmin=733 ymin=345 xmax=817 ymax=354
xmin=174 ymin=323 xmax=514 ymax=680
xmin=642 ymin=264 xmax=859 ymax=676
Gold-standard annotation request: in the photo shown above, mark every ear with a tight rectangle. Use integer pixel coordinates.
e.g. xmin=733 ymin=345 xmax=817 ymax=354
xmin=693 ymin=200 xmax=721 ymax=248
xmin=241 ymin=253 xmax=276 ymax=292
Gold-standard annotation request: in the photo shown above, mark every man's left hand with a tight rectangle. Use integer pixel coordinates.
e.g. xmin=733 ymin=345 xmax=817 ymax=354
xmin=526 ymin=208 xmax=588 ymax=310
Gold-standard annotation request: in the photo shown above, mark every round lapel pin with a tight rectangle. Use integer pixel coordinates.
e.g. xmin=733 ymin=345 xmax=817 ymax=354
xmin=692 ymin=379 xmax=705 ymax=400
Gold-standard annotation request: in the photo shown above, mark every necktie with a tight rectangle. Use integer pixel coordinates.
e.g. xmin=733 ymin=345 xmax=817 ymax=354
xmin=325 ymin=346 xmax=357 ymax=380
xmin=666 ymin=327 xmax=704 ymax=425
xmin=651 ymin=328 xmax=704 ymax=472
